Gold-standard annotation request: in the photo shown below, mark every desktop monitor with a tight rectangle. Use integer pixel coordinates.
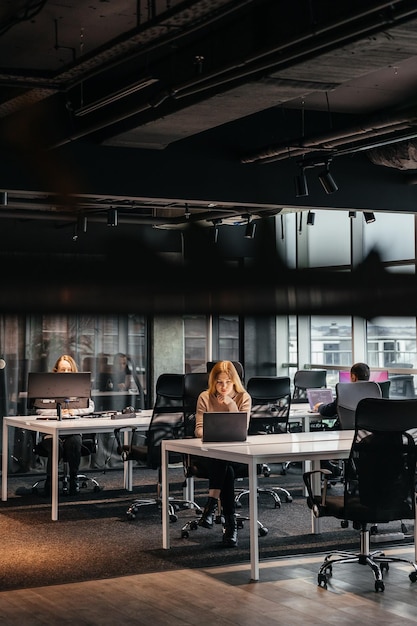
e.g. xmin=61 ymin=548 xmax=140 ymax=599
xmin=338 ymin=370 xmax=389 ymax=383
xmin=27 ymin=372 xmax=92 ymax=411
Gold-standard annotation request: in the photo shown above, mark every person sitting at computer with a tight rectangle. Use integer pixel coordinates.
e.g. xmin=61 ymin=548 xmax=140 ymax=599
xmin=35 ymin=354 xmax=94 ymax=496
xmin=313 ymin=362 xmax=371 ymax=420
xmin=193 ymin=360 xmax=251 ymax=548
xmin=313 ymin=362 xmax=371 ymax=477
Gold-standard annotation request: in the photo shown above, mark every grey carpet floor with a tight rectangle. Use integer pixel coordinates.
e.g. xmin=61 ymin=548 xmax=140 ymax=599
xmin=1 ymin=464 xmax=413 ymax=592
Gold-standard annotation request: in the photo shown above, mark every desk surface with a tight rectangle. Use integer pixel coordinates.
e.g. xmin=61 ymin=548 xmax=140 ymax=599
xmin=4 ymin=411 xmax=153 ymax=435
xmin=162 ymin=430 xmax=353 ymax=463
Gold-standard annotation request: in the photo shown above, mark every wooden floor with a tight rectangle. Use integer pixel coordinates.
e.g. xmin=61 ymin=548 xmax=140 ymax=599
xmin=2 ymin=545 xmax=417 ymax=625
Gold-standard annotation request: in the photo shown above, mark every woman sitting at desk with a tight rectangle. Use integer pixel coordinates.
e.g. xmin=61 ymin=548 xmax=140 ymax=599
xmin=194 ymin=361 xmax=251 ymax=548
xmin=35 ymin=354 xmax=94 ymax=496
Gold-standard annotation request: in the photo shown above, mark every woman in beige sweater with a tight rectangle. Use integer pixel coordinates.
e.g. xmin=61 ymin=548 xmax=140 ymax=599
xmin=194 ymin=361 xmax=251 ymax=547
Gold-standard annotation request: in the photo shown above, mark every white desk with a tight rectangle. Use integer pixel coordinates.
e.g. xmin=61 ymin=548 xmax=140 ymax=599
xmin=2 ymin=411 xmax=153 ymax=520
xmin=162 ymin=430 xmax=355 ymax=582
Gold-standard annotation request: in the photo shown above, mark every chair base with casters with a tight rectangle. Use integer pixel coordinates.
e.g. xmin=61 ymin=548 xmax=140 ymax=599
xmin=114 ymin=428 xmax=201 ymax=523
xmin=180 ymin=496 xmax=268 ymax=539
xmin=31 ymin=433 xmax=102 ymax=496
xmin=316 ymin=518 xmax=417 ymax=593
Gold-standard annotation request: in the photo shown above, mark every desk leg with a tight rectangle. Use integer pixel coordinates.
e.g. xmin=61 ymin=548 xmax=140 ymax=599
xmin=162 ymin=443 xmax=170 ymax=549
xmin=311 ymin=458 xmax=322 ymax=533
xmin=1 ymin=421 xmax=8 ymax=502
xmin=248 ymin=459 xmax=259 ymax=582
xmin=51 ymin=433 xmax=59 ymax=521
xmin=123 ymin=430 xmax=133 ymax=491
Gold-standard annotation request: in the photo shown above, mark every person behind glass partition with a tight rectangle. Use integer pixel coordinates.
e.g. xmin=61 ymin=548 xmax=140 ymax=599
xmin=35 ymin=354 xmax=94 ymax=496
xmin=194 ymin=360 xmax=251 ymax=548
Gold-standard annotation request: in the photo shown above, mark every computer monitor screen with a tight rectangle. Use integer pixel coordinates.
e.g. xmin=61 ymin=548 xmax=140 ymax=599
xmin=27 ymin=372 xmax=91 ymax=411
xmin=338 ymin=370 xmax=389 ymax=383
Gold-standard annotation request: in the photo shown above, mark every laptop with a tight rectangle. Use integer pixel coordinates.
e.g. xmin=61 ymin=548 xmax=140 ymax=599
xmin=202 ymin=412 xmax=248 ymax=443
xmin=306 ymin=388 xmax=334 ymax=412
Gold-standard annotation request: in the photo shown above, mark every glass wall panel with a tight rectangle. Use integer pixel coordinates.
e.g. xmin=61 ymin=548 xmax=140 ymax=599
xmin=184 ymin=315 xmax=207 ymax=373
xmin=363 ymin=212 xmax=415 ymax=262
xmin=366 ymin=316 xmax=417 ymax=398
xmin=310 ymin=315 xmax=352 ymax=389
xmin=307 ymin=210 xmax=350 ymax=267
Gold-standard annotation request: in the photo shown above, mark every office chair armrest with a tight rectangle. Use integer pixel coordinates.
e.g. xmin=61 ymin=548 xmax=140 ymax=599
xmin=302 ymin=469 xmax=332 ymax=517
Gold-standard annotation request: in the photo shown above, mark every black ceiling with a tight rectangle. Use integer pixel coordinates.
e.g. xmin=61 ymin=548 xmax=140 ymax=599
xmin=1 ymin=0 xmax=417 ymax=229
xmin=2 ymin=1 xmax=417 ymax=316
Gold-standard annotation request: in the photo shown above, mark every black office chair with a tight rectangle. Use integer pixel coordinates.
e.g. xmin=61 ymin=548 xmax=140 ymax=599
xmin=292 ymin=369 xmax=327 ymax=403
xmin=303 ymin=397 xmax=417 ymax=592
xmin=237 ymin=376 xmax=293 ymax=505
xmin=116 ymin=373 xmax=200 ymax=521
xmin=32 ymin=433 xmax=101 ymax=495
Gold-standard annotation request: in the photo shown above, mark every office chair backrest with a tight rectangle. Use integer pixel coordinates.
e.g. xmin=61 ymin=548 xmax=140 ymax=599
xmin=292 ymin=369 xmax=327 ymax=402
xmin=345 ymin=397 xmax=417 ymax=520
xmin=183 ymin=372 xmax=209 ymax=413
xmin=206 ymin=361 xmax=244 ymax=381
xmin=247 ymin=375 xmax=291 ymax=434
xmin=153 ymin=373 xmax=185 ymax=411
xmin=336 ymin=381 xmax=382 ymax=430
xmin=377 ymin=379 xmax=391 ymax=398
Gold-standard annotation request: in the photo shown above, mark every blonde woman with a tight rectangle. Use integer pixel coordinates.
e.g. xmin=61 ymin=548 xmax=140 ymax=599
xmin=36 ymin=355 xmax=94 ymax=496
xmin=194 ymin=361 xmax=251 ymax=547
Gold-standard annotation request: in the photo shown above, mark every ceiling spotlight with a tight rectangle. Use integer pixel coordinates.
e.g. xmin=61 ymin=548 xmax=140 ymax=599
xmin=306 ymin=211 xmax=315 ymax=225
xmin=0 ymin=191 xmax=8 ymax=205
xmin=244 ymin=215 xmax=256 ymax=239
xmin=349 ymin=211 xmax=357 ymax=218
xmin=107 ymin=208 xmax=118 ymax=226
xmin=318 ymin=163 xmax=338 ymax=194
xmin=363 ymin=211 xmax=376 ymax=224
xmin=294 ymin=168 xmax=308 ymax=197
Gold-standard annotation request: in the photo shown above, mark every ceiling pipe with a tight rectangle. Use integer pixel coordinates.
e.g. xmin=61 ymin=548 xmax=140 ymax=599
xmin=242 ymin=106 xmax=417 ymax=165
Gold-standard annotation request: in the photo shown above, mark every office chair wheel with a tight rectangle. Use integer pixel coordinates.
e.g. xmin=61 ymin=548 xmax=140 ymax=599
xmin=259 ymin=526 xmax=268 ymax=537
xmin=375 ymin=580 xmax=385 ymax=592
xmin=317 ymin=573 xmax=328 ymax=588
xmin=380 ymin=562 xmax=389 ymax=572
xmin=284 ymin=494 xmax=293 ymax=503
xmin=237 ymin=519 xmax=244 ymax=529
xmin=409 ymin=571 xmax=417 ymax=582
xmin=401 ymin=522 xmax=408 ymax=533
xmin=170 ymin=513 xmax=178 ymax=523
xmin=341 ymin=520 xmax=349 ymax=528
xmin=181 ymin=530 xmax=190 ymax=538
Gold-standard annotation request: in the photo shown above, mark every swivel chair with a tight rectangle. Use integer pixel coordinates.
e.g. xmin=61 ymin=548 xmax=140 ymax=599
xmin=303 ymin=397 xmax=417 ymax=592
xmin=237 ymin=376 xmax=293 ymax=505
xmin=116 ymin=372 xmax=201 ymax=521
xmin=292 ymin=369 xmax=327 ymax=403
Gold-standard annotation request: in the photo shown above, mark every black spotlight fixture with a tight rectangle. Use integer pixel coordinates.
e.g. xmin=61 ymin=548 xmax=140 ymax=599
xmin=363 ymin=211 xmax=376 ymax=224
xmin=107 ymin=207 xmax=118 ymax=226
xmin=318 ymin=162 xmax=338 ymax=194
xmin=306 ymin=211 xmax=315 ymax=225
xmin=294 ymin=167 xmax=308 ymax=197
xmin=244 ymin=215 xmax=256 ymax=239
xmin=0 ymin=191 xmax=8 ymax=205
xmin=349 ymin=211 xmax=357 ymax=218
